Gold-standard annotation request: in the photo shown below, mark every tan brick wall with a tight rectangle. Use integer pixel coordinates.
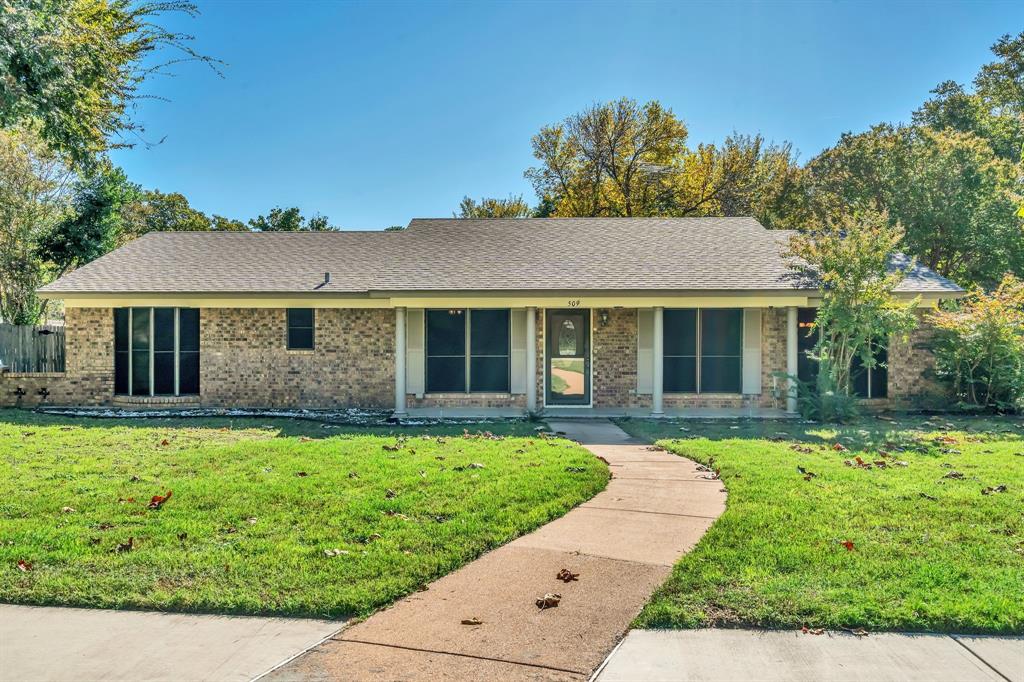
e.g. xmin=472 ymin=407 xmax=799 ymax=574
xmin=200 ymin=308 xmax=394 ymax=408
xmin=0 ymin=307 xmax=114 ymax=407
xmin=888 ymin=312 xmax=946 ymax=407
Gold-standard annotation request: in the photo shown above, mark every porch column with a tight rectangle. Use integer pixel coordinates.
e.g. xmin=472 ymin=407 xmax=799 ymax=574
xmin=786 ymin=306 xmax=798 ymax=413
xmin=394 ymin=306 xmax=407 ymax=416
xmin=525 ymin=306 xmax=537 ymax=414
xmin=652 ymin=306 xmax=664 ymax=416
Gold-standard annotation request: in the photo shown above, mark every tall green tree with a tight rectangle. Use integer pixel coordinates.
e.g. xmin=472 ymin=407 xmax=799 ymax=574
xmin=0 ymin=128 xmax=74 ymax=323
xmin=0 ymin=0 xmax=219 ymax=168
xmin=455 ymin=195 xmax=533 ymax=218
xmin=806 ymin=124 xmax=1021 ymax=287
xmin=37 ymin=163 xmax=140 ymax=276
xmin=787 ymin=210 xmax=919 ymax=399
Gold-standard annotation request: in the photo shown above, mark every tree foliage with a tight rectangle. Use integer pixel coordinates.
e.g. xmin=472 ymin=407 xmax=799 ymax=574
xmin=0 ymin=0 xmax=218 ymax=168
xmin=456 ymin=195 xmax=533 ymax=218
xmin=787 ymin=210 xmax=919 ymax=399
xmin=248 ymin=207 xmax=336 ymax=232
xmin=930 ymin=275 xmax=1024 ymax=412
xmin=805 ymin=124 xmax=1022 ymax=287
xmin=0 ymin=127 xmax=74 ymax=323
xmin=37 ymin=163 xmax=139 ymax=276
xmin=523 ymin=98 xmax=805 ymax=227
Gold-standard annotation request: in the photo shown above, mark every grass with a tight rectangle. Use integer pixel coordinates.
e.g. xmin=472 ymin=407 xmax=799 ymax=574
xmin=615 ymin=414 xmax=1024 ymax=634
xmin=0 ymin=409 xmax=607 ymax=619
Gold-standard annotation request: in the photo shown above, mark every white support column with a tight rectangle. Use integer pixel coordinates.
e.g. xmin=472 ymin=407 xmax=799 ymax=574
xmin=525 ymin=306 xmax=537 ymax=414
xmin=652 ymin=306 xmax=664 ymax=416
xmin=394 ymin=306 xmax=407 ymax=416
xmin=786 ymin=306 xmax=798 ymax=414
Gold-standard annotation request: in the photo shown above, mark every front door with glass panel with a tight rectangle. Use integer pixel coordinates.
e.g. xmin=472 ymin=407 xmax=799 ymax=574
xmin=546 ymin=310 xmax=590 ymax=405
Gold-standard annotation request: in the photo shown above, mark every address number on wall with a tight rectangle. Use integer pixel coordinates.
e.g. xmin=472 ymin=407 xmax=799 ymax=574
xmin=567 ymin=299 xmax=581 ymax=307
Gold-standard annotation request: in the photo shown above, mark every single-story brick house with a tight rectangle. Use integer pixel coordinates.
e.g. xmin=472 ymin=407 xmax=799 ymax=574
xmin=5 ymin=217 xmax=962 ymax=415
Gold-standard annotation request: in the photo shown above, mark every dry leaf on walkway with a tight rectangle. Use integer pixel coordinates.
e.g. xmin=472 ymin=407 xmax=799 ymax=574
xmin=536 ymin=593 xmax=561 ymax=609
xmin=844 ymin=627 xmax=869 ymax=637
xmin=461 ymin=618 xmax=483 ymax=625
xmin=801 ymin=626 xmax=825 ymax=635
xmin=556 ymin=568 xmax=579 ymax=583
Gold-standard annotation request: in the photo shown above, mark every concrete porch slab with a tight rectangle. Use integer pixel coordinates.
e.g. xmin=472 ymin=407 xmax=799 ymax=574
xmin=509 ymin=506 xmax=716 ymax=566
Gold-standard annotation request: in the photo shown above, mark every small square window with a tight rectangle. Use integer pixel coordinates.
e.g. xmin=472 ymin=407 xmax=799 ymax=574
xmin=287 ymin=309 xmax=315 ymax=350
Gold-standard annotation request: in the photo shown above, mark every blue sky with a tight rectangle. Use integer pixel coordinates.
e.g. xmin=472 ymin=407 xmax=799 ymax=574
xmin=110 ymin=0 xmax=1022 ymax=230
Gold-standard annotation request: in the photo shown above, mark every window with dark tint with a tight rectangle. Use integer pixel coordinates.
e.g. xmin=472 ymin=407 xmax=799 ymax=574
xmin=797 ymin=308 xmax=819 ymax=384
xmin=663 ymin=309 xmax=697 ymax=392
xmin=286 ymin=309 xmax=315 ymax=350
xmin=469 ymin=309 xmax=510 ymax=392
xmin=179 ymin=308 xmax=200 ymax=395
xmin=114 ymin=308 xmax=200 ymax=396
xmin=131 ymin=307 xmax=151 ymax=395
xmin=700 ymin=309 xmax=743 ymax=393
xmin=426 ymin=310 xmax=466 ymax=392
xmin=851 ymin=344 xmax=888 ymax=399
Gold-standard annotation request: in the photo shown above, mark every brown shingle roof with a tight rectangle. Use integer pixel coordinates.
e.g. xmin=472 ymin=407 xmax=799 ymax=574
xmin=39 ymin=217 xmax=963 ymax=296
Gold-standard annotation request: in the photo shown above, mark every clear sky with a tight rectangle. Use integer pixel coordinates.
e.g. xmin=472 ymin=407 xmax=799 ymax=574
xmin=109 ymin=0 xmax=1022 ymax=230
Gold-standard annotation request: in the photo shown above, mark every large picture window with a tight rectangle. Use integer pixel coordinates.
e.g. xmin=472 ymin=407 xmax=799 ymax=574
xmin=114 ymin=308 xmax=200 ymax=396
xmin=662 ymin=308 xmax=742 ymax=394
xmin=426 ymin=309 xmax=510 ymax=393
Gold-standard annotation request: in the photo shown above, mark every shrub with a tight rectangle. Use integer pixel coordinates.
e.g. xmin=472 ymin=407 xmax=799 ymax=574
xmin=930 ymin=275 xmax=1024 ymax=412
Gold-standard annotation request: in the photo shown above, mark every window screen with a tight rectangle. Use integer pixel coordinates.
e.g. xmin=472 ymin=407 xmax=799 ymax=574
xmin=664 ymin=309 xmax=697 ymax=393
xmin=114 ymin=309 xmax=130 ymax=395
xmin=179 ymin=308 xmax=200 ymax=395
xmin=699 ymin=309 xmax=743 ymax=393
xmin=287 ymin=309 xmax=315 ymax=350
xmin=131 ymin=307 xmax=151 ymax=395
xmin=470 ymin=309 xmax=510 ymax=392
xmin=426 ymin=309 xmax=510 ymax=393
xmin=426 ymin=310 xmax=466 ymax=392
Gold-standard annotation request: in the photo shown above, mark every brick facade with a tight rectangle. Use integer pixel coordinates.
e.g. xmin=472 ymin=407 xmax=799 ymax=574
xmin=888 ymin=312 xmax=946 ymax=408
xmin=1 ymin=308 xmax=115 ymax=407
xmin=1 ymin=305 xmax=945 ymax=412
xmin=200 ymin=308 xmax=394 ymax=408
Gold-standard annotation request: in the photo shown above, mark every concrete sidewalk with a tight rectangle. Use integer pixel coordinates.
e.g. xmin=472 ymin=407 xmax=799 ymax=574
xmin=0 ymin=603 xmax=344 ymax=682
xmin=595 ymin=629 xmax=1024 ymax=682
xmin=267 ymin=419 xmax=726 ymax=681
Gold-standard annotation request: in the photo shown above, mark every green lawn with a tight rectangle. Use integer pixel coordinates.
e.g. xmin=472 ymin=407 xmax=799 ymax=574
xmin=0 ymin=409 xmax=607 ymax=618
xmin=616 ymin=415 xmax=1024 ymax=634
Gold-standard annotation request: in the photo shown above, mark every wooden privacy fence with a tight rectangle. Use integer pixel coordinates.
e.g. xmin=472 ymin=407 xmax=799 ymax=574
xmin=0 ymin=323 xmax=66 ymax=372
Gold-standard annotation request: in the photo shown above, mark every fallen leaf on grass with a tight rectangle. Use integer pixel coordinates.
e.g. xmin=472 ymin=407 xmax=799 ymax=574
xmin=385 ymin=489 xmax=398 ymax=499
xmin=919 ymin=492 xmax=938 ymax=501
xmin=801 ymin=626 xmax=825 ymax=635
xmin=147 ymin=490 xmax=173 ymax=510
xmin=943 ymin=471 xmax=965 ymax=480
xmin=840 ymin=540 xmax=855 ymax=551
xmin=832 ymin=443 xmax=847 ymax=452
xmin=565 ymin=466 xmax=587 ymax=473
xmin=981 ymin=485 xmax=1008 ymax=495
xmin=117 ymin=497 xmax=135 ymax=504
xmin=323 ymin=548 xmax=349 ymax=557
xmin=17 ymin=559 xmax=32 ymax=572
xmin=299 ymin=436 xmax=312 ymax=442
xmin=535 ymin=593 xmax=561 ymax=609
xmin=796 ymin=466 xmax=817 ymax=480
xmin=159 ymin=439 xmax=170 ymax=446
xmin=89 ymin=537 xmax=101 ymax=546
xmin=177 ymin=533 xmax=187 ymax=542
xmin=461 ymin=618 xmax=483 ymax=625
xmin=61 ymin=506 xmax=75 ymax=514
xmin=114 ymin=537 xmax=134 ymax=553
xmin=556 ymin=568 xmax=579 ymax=583
xmin=295 ymin=471 xmax=308 ymax=477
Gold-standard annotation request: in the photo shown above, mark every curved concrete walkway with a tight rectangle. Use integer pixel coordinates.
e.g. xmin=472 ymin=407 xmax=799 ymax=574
xmin=267 ymin=419 xmax=726 ymax=681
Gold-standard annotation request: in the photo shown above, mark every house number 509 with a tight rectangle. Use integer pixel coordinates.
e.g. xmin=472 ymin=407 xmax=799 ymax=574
xmin=567 ymin=299 xmax=581 ymax=307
